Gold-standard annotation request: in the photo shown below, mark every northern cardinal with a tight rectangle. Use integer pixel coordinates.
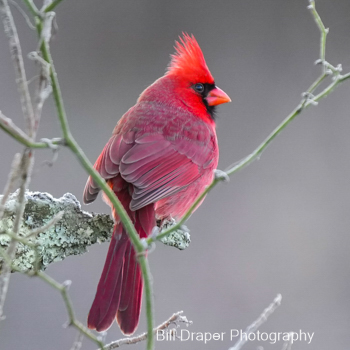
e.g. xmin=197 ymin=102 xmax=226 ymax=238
xmin=84 ymin=34 xmax=230 ymax=335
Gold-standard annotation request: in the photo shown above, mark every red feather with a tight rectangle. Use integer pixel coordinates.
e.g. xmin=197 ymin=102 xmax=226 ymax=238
xmin=84 ymin=33 xmax=230 ymax=335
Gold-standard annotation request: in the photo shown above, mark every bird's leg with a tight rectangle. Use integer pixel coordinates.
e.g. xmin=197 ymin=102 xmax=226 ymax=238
xmin=159 ymin=216 xmax=176 ymax=231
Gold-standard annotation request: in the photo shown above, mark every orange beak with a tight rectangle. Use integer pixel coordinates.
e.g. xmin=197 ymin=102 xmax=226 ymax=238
xmin=206 ymin=86 xmax=231 ymax=106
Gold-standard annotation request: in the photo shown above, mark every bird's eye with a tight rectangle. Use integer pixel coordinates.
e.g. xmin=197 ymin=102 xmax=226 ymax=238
xmin=194 ymin=83 xmax=204 ymax=93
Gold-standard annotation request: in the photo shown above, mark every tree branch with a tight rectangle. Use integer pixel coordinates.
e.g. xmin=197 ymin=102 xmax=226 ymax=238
xmin=0 ymin=111 xmax=63 ymax=149
xmin=0 ymin=150 xmax=33 ymax=319
xmin=101 ymin=311 xmax=191 ymax=350
xmin=0 ymin=0 xmax=34 ymax=137
xmin=228 ymin=294 xmax=282 ymax=350
xmin=27 ymin=9 xmax=156 ymax=347
xmin=0 ymin=191 xmax=190 ymax=273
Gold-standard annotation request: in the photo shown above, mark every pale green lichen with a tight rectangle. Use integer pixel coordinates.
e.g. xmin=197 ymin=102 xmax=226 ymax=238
xmin=160 ymin=230 xmax=191 ymax=250
xmin=0 ymin=191 xmax=114 ymax=273
xmin=0 ymin=191 xmax=190 ymax=273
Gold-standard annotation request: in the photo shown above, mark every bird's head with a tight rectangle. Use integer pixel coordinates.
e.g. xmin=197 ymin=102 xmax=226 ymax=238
xmin=166 ymin=33 xmax=231 ymax=121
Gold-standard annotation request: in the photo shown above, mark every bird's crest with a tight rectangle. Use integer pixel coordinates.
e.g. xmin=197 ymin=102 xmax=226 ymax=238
xmin=167 ymin=33 xmax=214 ymax=83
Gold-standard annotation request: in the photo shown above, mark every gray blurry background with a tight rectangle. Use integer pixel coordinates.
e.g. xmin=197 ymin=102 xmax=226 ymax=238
xmin=1 ymin=0 xmax=350 ymax=349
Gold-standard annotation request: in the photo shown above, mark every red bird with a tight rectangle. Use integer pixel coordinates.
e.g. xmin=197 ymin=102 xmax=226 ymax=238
xmin=83 ymin=34 xmax=230 ymax=335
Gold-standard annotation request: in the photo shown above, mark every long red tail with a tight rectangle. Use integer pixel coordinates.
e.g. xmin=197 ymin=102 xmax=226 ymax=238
xmin=88 ymin=204 xmax=154 ymax=334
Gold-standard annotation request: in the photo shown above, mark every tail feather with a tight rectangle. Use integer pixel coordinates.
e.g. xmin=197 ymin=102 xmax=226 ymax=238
xmin=87 ymin=224 xmax=127 ymax=332
xmin=117 ymin=242 xmax=143 ymax=334
xmin=117 ymin=218 xmax=148 ymax=334
xmin=88 ymin=203 xmax=155 ymax=335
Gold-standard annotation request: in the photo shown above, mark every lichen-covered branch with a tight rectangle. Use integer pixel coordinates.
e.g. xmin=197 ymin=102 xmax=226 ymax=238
xmin=0 ymin=190 xmax=113 ymax=273
xmin=0 ymin=191 xmax=190 ymax=273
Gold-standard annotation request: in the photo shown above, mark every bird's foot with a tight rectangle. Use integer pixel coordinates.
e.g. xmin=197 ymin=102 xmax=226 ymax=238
xmin=160 ymin=217 xmax=177 ymax=230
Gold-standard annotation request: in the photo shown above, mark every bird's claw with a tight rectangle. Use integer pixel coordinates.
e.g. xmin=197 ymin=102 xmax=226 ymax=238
xmin=214 ymin=169 xmax=230 ymax=182
xmin=159 ymin=217 xmax=176 ymax=230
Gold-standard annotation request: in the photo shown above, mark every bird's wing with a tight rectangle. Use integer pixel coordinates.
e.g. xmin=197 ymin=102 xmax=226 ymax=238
xmin=83 ymin=109 xmax=217 ymax=210
xmin=123 ymin=131 xmax=215 ymax=211
xmin=83 ymin=131 xmax=134 ymax=204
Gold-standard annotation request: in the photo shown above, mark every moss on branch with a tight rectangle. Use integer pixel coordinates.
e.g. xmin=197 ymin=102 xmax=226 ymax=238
xmin=0 ymin=191 xmax=190 ymax=273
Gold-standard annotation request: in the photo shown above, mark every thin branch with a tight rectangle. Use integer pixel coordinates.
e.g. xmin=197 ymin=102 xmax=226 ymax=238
xmin=0 ymin=153 xmax=21 ymax=220
xmin=9 ymin=0 xmax=35 ymax=30
xmin=42 ymin=0 xmax=65 ymax=13
xmin=32 ymin=10 xmax=145 ymax=267
xmin=0 ymin=195 xmax=105 ymax=350
xmin=228 ymin=294 xmax=282 ymax=350
xmin=0 ymin=0 xmax=106 ymax=348
xmin=281 ymin=332 xmax=294 ymax=350
xmin=21 ymin=0 xmax=40 ymax=18
xmin=71 ymin=331 xmax=84 ymax=350
xmin=35 ymin=271 xmax=105 ymax=350
xmin=308 ymin=0 xmax=328 ymax=73
xmin=0 ymin=0 xmax=34 ymax=137
xmin=27 ymin=51 xmax=52 ymax=129
xmin=30 ymin=11 xmax=156 ymax=348
xmin=102 ymin=311 xmax=190 ymax=350
xmin=0 ymin=234 xmax=105 ymax=349
xmin=0 ymin=111 xmax=58 ymax=148
xmin=0 ymin=150 xmax=33 ymax=320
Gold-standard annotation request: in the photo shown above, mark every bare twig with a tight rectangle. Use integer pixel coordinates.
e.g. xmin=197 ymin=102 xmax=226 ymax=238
xmin=28 ymin=7 xmax=156 ymax=346
xmin=0 ymin=111 xmax=36 ymax=147
xmin=35 ymin=271 xmax=105 ymax=349
xmin=70 ymin=331 xmax=84 ymax=350
xmin=308 ymin=0 xmax=328 ymax=73
xmin=21 ymin=0 xmax=40 ymax=17
xmin=42 ymin=0 xmax=65 ymax=13
xmin=0 ymin=0 xmax=104 ymax=348
xmin=0 ymin=153 xmax=21 ymax=220
xmin=281 ymin=332 xmax=294 ymax=350
xmin=0 ymin=0 xmax=34 ymax=137
xmin=0 ymin=151 xmax=33 ymax=320
xmin=101 ymin=311 xmax=190 ymax=350
xmin=228 ymin=294 xmax=282 ymax=350
xmin=28 ymin=51 xmax=52 ymax=127
xmin=9 ymin=0 xmax=35 ymax=29
xmin=0 ymin=215 xmax=105 ymax=349
xmin=0 ymin=111 xmax=63 ymax=148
